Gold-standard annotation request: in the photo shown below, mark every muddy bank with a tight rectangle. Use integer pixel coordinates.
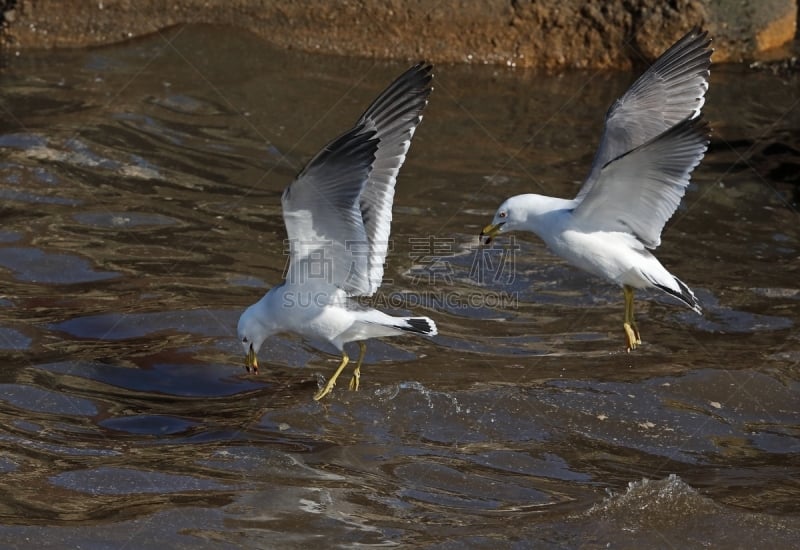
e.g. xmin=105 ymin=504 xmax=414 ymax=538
xmin=1 ymin=0 xmax=798 ymax=68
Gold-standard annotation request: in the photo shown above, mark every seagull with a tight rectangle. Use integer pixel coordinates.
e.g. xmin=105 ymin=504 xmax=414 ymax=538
xmin=238 ymin=63 xmax=437 ymax=400
xmin=480 ymin=28 xmax=712 ymax=351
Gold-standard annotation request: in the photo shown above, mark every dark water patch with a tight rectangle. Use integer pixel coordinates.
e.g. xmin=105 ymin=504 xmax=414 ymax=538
xmin=371 ymin=382 xmax=554 ymax=445
xmin=433 ymin=332 xmax=548 ymax=356
xmin=50 ymin=466 xmax=233 ymax=495
xmin=0 ymin=326 xmax=31 ymax=350
xmin=678 ymin=292 xmax=794 ymax=333
xmin=0 ymin=508 xmax=236 ymax=549
xmin=50 ymin=309 xmax=237 ymax=340
xmin=226 ymin=274 xmax=266 ymax=288
xmin=0 ymin=383 xmax=98 ymax=416
xmin=0 ymin=133 xmax=48 ymax=149
xmin=100 ymin=414 xmax=199 ymax=436
xmin=0 ymin=187 xmax=83 ymax=206
xmin=0 ymin=433 xmax=121 ymax=458
xmin=0 ymin=231 xmax=22 ymax=243
xmin=10 ymin=419 xmax=41 ymax=433
xmin=395 ymin=461 xmax=552 ymax=510
xmin=0 ymin=247 xmax=118 ymax=283
xmin=0 ymin=457 xmax=18 ymax=474
xmin=470 ymin=450 xmax=593 ymax=482
xmin=198 ymin=446 xmax=346 ymax=481
xmin=39 ymin=361 xmax=264 ymax=398
xmin=146 ymin=93 xmax=235 ymax=116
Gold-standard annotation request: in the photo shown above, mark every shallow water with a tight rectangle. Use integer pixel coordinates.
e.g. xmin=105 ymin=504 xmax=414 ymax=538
xmin=0 ymin=25 xmax=799 ymax=548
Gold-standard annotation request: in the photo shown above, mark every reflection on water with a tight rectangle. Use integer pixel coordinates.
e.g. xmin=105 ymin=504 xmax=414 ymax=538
xmin=0 ymin=25 xmax=799 ymax=547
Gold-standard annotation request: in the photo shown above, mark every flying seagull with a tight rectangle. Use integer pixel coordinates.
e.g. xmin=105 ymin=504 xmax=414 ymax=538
xmin=481 ymin=28 xmax=711 ymax=351
xmin=238 ymin=63 xmax=437 ymax=400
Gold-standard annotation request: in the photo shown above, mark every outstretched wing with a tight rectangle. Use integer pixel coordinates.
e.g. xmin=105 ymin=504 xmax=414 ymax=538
xmin=575 ymin=28 xmax=711 ymax=203
xmin=571 ymin=116 xmax=709 ymax=248
xmin=356 ymin=62 xmax=433 ymax=296
xmin=281 ymin=121 xmax=379 ymax=295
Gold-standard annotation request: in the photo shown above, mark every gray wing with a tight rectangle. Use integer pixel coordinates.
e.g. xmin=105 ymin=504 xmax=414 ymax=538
xmin=571 ymin=116 xmax=709 ymax=248
xmin=356 ymin=62 xmax=433 ymax=296
xmin=282 ymin=121 xmax=379 ymax=295
xmin=575 ymin=27 xmax=711 ymax=203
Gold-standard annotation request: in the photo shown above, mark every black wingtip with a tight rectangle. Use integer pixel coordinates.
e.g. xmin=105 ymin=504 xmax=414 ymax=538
xmin=396 ymin=317 xmax=436 ymax=335
xmin=683 ymin=26 xmax=711 ymax=47
xmin=409 ymin=61 xmax=435 ymax=92
xmin=646 ymin=26 xmax=712 ymax=72
xmin=654 ymin=278 xmax=702 ymax=313
xmin=412 ymin=60 xmax=434 ymax=76
xmin=357 ymin=61 xmax=434 ymax=129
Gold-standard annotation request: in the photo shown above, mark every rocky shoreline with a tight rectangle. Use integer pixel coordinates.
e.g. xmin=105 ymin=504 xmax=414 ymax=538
xmin=1 ymin=0 xmax=797 ymax=69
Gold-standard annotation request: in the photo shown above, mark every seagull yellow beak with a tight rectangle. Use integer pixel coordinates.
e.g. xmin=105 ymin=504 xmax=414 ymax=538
xmin=245 ymin=344 xmax=258 ymax=374
xmin=480 ymin=222 xmax=504 ymax=245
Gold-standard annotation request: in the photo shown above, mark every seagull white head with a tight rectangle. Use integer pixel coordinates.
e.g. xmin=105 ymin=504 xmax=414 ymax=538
xmin=237 ymin=299 xmax=276 ymax=374
xmin=481 ymin=193 xmax=575 ymax=245
xmin=480 ymin=194 xmax=541 ymax=244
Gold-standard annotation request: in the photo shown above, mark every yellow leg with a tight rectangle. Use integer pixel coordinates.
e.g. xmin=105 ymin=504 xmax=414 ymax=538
xmin=629 ymin=288 xmax=642 ymax=345
xmin=623 ymin=285 xmax=642 ymax=351
xmin=313 ymin=351 xmax=349 ymax=401
xmin=349 ymin=341 xmax=367 ymax=391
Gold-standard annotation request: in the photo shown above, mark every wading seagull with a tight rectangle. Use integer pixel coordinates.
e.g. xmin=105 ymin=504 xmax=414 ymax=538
xmin=480 ymin=28 xmax=712 ymax=351
xmin=238 ymin=63 xmax=437 ymax=400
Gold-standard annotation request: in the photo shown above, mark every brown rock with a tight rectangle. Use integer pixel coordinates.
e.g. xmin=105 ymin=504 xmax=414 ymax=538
xmin=706 ymin=0 xmax=798 ymax=62
xmin=1 ymin=0 xmax=797 ymax=68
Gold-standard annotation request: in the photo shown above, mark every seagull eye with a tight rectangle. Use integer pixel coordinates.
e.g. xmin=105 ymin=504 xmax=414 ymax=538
xmin=242 ymin=337 xmax=249 ymax=343
xmin=499 ymin=211 xmax=507 ymax=218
